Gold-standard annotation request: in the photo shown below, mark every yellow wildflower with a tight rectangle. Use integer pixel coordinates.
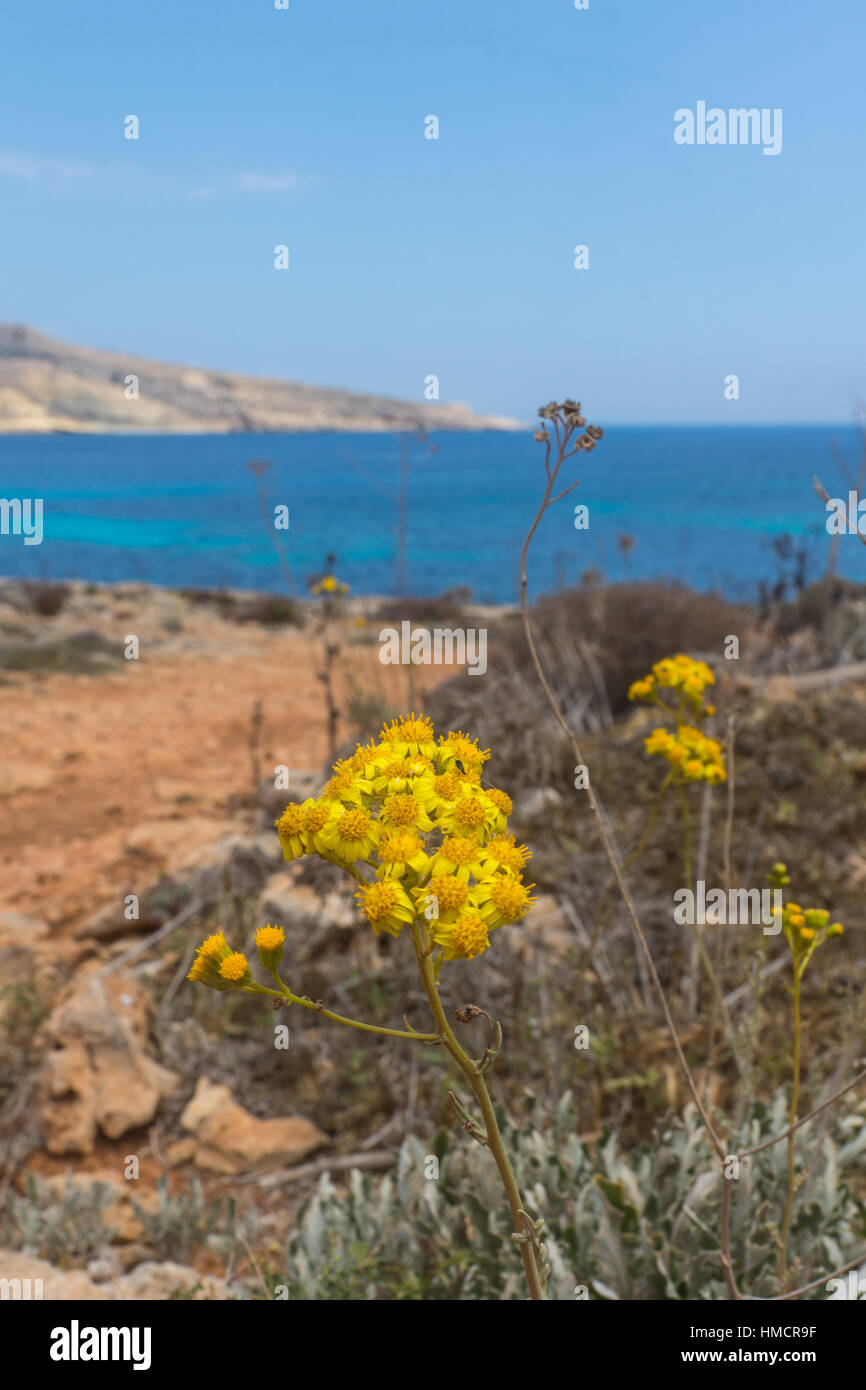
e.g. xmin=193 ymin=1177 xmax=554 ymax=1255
xmin=437 ymin=784 xmax=497 ymax=837
xmin=376 ymin=831 xmax=430 ymax=880
xmin=480 ymin=835 xmax=532 ymax=875
xmin=379 ymin=713 xmax=438 ymax=760
xmin=475 ymin=874 xmax=537 ymax=928
xmin=188 ymin=929 xmax=237 ymax=990
xmin=433 ymin=912 xmax=492 ymax=961
xmin=219 ymin=952 xmax=251 ymax=984
xmin=437 ymin=729 xmax=490 ymax=773
xmin=355 ymin=880 xmax=415 ymax=938
xmin=429 ymin=835 xmax=486 ymax=881
xmin=255 ymin=923 xmax=286 ymax=972
xmin=321 ymin=806 xmax=380 ymax=862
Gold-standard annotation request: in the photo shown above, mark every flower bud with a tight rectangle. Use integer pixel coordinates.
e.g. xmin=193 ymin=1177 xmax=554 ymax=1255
xmin=255 ymin=923 xmax=286 ymax=973
xmin=188 ymin=930 xmax=246 ymax=991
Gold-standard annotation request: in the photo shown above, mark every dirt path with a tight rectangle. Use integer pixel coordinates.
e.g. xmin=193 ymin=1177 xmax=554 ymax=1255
xmin=0 ymin=588 xmax=417 ymax=935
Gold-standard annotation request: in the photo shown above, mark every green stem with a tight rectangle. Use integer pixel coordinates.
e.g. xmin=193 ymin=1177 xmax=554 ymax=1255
xmin=633 ymin=771 xmax=674 ymax=865
xmin=778 ymin=970 xmax=802 ymax=1281
xmin=410 ymin=922 xmax=546 ymax=1301
xmin=243 ymin=982 xmax=440 ymax=1044
xmin=679 ymin=781 xmax=692 ymax=887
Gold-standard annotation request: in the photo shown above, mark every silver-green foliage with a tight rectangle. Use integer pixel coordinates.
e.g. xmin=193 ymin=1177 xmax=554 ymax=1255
xmin=130 ymin=1175 xmax=254 ymax=1265
xmin=2 ymin=1172 xmax=254 ymax=1272
xmin=1 ymin=1175 xmax=116 ymax=1266
xmin=285 ymin=1092 xmax=866 ymax=1300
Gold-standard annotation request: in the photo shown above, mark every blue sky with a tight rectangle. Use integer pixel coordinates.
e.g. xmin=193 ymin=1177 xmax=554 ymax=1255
xmin=1 ymin=0 xmax=863 ymax=423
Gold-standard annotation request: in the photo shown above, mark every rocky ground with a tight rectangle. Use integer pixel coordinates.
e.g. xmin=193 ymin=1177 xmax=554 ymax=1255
xmin=0 ymin=578 xmax=491 ymax=1296
xmin=0 ymin=577 xmax=863 ymax=1299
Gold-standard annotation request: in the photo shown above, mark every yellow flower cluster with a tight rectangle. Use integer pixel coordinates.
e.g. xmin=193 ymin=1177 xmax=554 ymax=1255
xmin=628 ymin=653 xmax=716 ymax=719
xmin=187 ymin=924 xmax=286 ymax=990
xmin=781 ymin=904 xmax=843 ymax=945
xmin=779 ymin=902 xmax=844 ymax=977
xmin=309 ymin=574 xmax=350 ymax=596
xmin=767 ymin=865 xmax=843 ymax=971
xmin=629 ymin=653 xmax=724 ymax=783
xmin=643 ymin=724 xmax=726 ymax=784
xmin=188 ymin=929 xmax=254 ymax=990
xmin=275 ymin=715 xmax=535 ymax=961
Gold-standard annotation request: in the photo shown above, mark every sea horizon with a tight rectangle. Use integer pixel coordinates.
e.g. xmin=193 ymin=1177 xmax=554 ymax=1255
xmin=2 ymin=423 xmax=863 ymax=605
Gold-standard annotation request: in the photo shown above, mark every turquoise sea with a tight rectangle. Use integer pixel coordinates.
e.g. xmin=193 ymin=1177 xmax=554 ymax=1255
xmin=1 ymin=426 xmax=863 ymax=602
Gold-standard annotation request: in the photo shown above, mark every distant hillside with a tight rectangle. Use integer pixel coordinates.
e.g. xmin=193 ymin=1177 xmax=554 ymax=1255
xmin=0 ymin=324 xmax=520 ymax=434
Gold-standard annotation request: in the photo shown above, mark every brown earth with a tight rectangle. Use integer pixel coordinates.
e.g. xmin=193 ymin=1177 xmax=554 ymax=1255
xmin=0 ymin=582 xmax=432 ymax=940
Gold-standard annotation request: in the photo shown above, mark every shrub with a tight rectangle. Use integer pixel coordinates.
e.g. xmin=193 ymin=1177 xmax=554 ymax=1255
xmin=234 ymin=595 xmax=299 ymax=626
xmin=1 ymin=1176 xmax=116 ymax=1266
xmin=23 ymin=582 xmax=69 ymax=617
xmin=282 ymin=1091 xmax=866 ymax=1301
xmin=131 ymin=1175 xmax=253 ymax=1265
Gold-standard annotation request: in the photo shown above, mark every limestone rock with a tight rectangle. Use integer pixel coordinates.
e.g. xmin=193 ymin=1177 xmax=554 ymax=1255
xmin=74 ymin=899 xmax=157 ymax=942
xmin=40 ymin=969 xmax=179 ymax=1155
xmin=258 ymin=873 xmax=355 ymax=935
xmin=165 ymin=1138 xmax=196 ymax=1167
xmin=181 ymin=1076 xmax=327 ymax=1175
xmin=0 ymin=1248 xmax=107 ymax=1300
xmin=114 ymin=1260 xmax=226 ymax=1300
xmin=0 ymin=911 xmax=49 ymax=942
xmin=74 ymin=831 xmax=284 ymax=944
xmin=0 ymin=1248 xmax=227 ymax=1300
xmin=514 ymin=786 xmax=564 ymax=821
xmin=507 ymin=893 xmax=574 ymax=964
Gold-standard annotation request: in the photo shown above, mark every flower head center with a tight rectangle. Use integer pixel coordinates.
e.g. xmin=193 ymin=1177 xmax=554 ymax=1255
xmin=360 ymin=881 xmax=399 ymax=923
xmin=383 ymin=793 xmax=421 ymax=827
xmin=302 ymin=802 xmax=331 ymax=833
xmin=490 ymin=877 xmax=534 ymax=921
xmin=451 ymin=914 xmax=490 ymax=960
xmin=453 ymin=796 xmax=486 ymax=830
xmin=429 ymin=875 xmax=469 ymax=911
xmin=219 ymin=952 xmax=249 ymax=982
xmin=338 ymin=808 xmax=371 ymax=839
xmin=439 ymin=836 xmax=478 ymax=866
xmin=379 ymin=832 xmax=423 ymax=862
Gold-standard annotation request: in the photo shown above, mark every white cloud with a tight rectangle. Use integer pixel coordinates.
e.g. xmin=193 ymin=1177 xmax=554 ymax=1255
xmin=187 ymin=170 xmax=304 ymax=199
xmin=0 ymin=151 xmax=309 ymax=201
xmin=0 ymin=151 xmax=94 ymax=180
xmin=235 ymin=170 xmax=300 ymax=193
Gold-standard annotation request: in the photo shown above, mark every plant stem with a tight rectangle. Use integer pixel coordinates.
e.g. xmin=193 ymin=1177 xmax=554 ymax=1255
xmin=679 ymin=782 xmax=692 ymax=887
xmin=517 ymin=444 xmax=725 ymax=1162
xmin=778 ymin=970 xmax=802 ymax=1281
xmin=410 ymin=922 xmax=546 ymax=1300
xmin=245 ymin=981 xmax=441 ymax=1043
